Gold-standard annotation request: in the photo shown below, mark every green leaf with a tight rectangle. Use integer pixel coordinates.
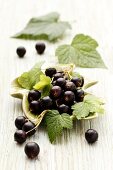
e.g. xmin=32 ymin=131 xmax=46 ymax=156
xmin=12 ymin=12 xmax=71 ymax=42
xmin=33 ymin=74 xmax=52 ymax=97
xmin=56 ymin=34 xmax=107 ymax=68
xmin=45 ymin=110 xmax=73 ymax=143
xmin=18 ymin=61 xmax=44 ymax=90
xmin=83 ymin=81 xmax=98 ymax=90
xmin=71 ymin=34 xmax=98 ymax=51
xmin=72 ymin=94 xmax=104 ymax=119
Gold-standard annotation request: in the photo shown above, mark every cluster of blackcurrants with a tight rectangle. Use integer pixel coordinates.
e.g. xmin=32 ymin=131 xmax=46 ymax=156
xmin=28 ymin=67 xmax=85 ymax=115
xmin=16 ymin=42 xmax=46 ymax=58
xmin=14 ymin=116 xmax=40 ymax=159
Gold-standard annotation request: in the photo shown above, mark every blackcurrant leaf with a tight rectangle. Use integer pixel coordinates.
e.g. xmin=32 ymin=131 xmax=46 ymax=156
xmin=18 ymin=61 xmax=44 ymax=90
xmin=45 ymin=110 xmax=73 ymax=143
xmin=12 ymin=12 xmax=71 ymax=42
xmin=56 ymin=34 xmax=107 ymax=68
xmin=72 ymin=94 xmax=104 ymax=120
xmin=33 ymin=74 xmax=52 ymax=97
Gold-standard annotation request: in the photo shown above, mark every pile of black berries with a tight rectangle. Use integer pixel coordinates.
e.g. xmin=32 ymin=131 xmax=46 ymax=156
xmin=28 ymin=67 xmax=85 ymax=115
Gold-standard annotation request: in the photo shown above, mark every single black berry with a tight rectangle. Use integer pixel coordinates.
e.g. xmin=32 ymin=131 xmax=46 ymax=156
xmin=53 ymin=72 xmax=64 ymax=80
xmin=14 ymin=130 xmax=27 ymax=144
xmin=28 ymin=90 xmax=41 ymax=103
xmin=56 ymin=78 xmax=66 ymax=87
xmin=16 ymin=47 xmax=26 ymax=58
xmin=40 ymin=96 xmax=53 ymax=110
xmin=71 ymin=77 xmax=84 ymax=87
xmin=85 ymin=129 xmax=98 ymax=144
xmin=22 ymin=121 xmax=36 ymax=136
xmin=35 ymin=43 xmax=46 ymax=54
xmin=75 ymin=89 xmax=84 ymax=102
xmin=58 ymin=104 xmax=70 ymax=114
xmin=24 ymin=142 xmax=40 ymax=159
xmin=65 ymin=81 xmax=76 ymax=92
xmin=15 ymin=116 xmax=27 ymax=130
xmin=45 ymin=68 xmax=57 ymax=78
xmin=64 ymin=91 xmax=75 ymax=105
xmin=29 ymin=101 xmax=40 ymax=114
xmin=50 ymin=86 xmax=62 ymax=99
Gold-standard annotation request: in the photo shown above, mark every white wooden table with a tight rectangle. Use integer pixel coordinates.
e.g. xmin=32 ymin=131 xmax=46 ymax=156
xmin=1 ymin=0 xmax=113 ymax=169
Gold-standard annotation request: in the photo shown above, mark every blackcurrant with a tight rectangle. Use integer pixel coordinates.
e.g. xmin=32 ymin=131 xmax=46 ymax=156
xmin=35 ymin=43 xmax=46 ymax=54
xmin=28 ymin=90 xmax=41 ymax=103
xmin=56 ymin=78 xmax=66 ymax=87
xmin=58 ymin=104 xmax=70 ymax=114
xmin=64 ymin=91 xmax=75 ymax=105
xmin=15 ymin=116 xmax=27 ymax=130
xmin=29 ymin=101 xmax=40 ymax=114
xmin=71 ymin=77 xmax=84 ymax=87
xmin=75 ymin=89 xmax=84 ymax=102
xmin=14 ymin=130 xmax=27 ymax=144
xmin=22 ymin=121 xmax=36 ymax=136
xmin=53 ymin=72 xmax=63 ymax=80
xmin=65 ymin=81 xmax=76 ymax=92
xmin=24 ymin=142 xmax=40 ymax=159
xmin=40 ymin=96 xmax=53 ymax=110
xmin=85 ymin=129 xmax=98 ymax=144
xmin=45 ymin=68 xmax=56 ymax=78
xmin=16 ymin=47 xmax=26 ymax=58
xmin=50 ymin=86 xmax=62 ymax=99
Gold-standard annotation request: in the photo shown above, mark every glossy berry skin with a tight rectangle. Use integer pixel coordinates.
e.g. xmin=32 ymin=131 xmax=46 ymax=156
xmin=58 ymin=104 xmax=70 ymax=114
xmin=53 ymin=72 xmax=63 ymax=80
xmin=14 ymin=130 xmax=27 ymax=144
xmin=50 ymin=86 xmax=62 ymax=99
xmin=35 ymin=43 xmax=46 ymax=54
xmin=64 ymin=91 xmax=75 ymax=105
xmin=75 ymin=89 xmax=84 ymax=102
xmin=28 ymin=90 xmax=41 ymax=103
xmin=45 ymin=68 xmax=56 ymax=78
xmin=40 ymin=96 xmax=53 ymax=110
xmin=56 ymin=78 xmax=66 ymax=87
xmin=85 ymin=129 xmax=98 ymax=144
xmin=15 ymin=116 xmax=27 ymax=130
xmin=65 ymin=81 xmax=76 ymax=92
xmin=71 ymin=77 xmax=84 ymax=87
xmin=22 ymin=121 xmax=36 ymax=136
xmin=29 ymin=101 xmax=40 ymax=114
xmin=24 ymin=142 xmax=40 ymax=159
xmin=16 ymin=47 xmax=26 ymax=58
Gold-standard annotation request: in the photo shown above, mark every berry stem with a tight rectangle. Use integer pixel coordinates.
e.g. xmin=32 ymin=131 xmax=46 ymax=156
xmin=26 ymin=110 xmax=48 ymax=134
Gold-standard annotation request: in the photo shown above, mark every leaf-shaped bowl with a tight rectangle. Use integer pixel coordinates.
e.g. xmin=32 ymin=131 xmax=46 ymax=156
xmin=11 ymin=63 xmax=102 ymax=122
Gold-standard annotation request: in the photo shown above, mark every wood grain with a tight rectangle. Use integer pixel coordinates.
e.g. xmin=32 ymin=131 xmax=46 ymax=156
xmin=0 ymin=0 xmax=113 ymax=169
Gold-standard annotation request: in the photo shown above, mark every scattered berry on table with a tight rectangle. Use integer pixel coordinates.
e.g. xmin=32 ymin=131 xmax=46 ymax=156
xmin=22 ymin=121 xmax=36 ymax=136
xmin=16 ymin=46 xmax=26 ymax=58
xmin=24 ymin=142 xmax=40 ymax=159
xmin=14 ymin=130 xmax=27 ymax=144
xmin=15 ymin=116 xmax=27 ymax=130
xmin=85 ymin=129 xmax=98 ymax=144
xmin=35 ymin=43 xmax=46 ymax=54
